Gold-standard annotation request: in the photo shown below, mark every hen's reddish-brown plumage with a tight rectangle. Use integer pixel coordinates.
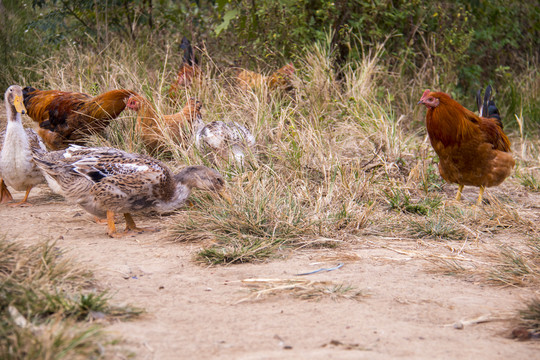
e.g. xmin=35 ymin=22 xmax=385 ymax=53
xmin=126 ymin=95 xmax=202 ymax=152
xmin=23 ymin=87 xmax=137 ymax=150
xmin=418 ymin=89 xmax=514 ymax=204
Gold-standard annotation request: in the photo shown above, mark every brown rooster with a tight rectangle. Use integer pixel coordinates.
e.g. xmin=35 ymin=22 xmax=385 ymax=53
xmin=418 ymin=87 xmax=515 ymax=205
xmin=126 ymin=95 xmax=202 ymax=152
xmin=168 ymin=37 xmax=202 ymax=98
xmin=237 ymin=63 xmax=295 ymax=93
xmin=23 ymin=87 xmax=137 ymax=150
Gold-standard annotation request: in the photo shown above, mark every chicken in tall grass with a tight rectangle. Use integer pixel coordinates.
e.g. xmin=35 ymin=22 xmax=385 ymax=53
xmin=168 ymin=37 xmax=202 ymax=98
xmin=195 ymin=117 xmax=256 ymax=165
xmin=126 ymin=95 xmax=202 ymax=152
xmin=237 ymin=63 xmax=295 ymax=93
xmin=23 ymin=86 xmax=137 ymax=150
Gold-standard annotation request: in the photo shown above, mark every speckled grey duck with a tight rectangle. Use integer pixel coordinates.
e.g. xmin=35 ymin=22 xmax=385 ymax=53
xmin=0 ymin=85 xmax=46 ymax=205
xmin=33 ymin=145 xmax=231 ymax=237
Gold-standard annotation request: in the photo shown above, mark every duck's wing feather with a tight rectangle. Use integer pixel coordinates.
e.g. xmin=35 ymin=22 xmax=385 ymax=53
xmin=59 ymin=147 xmax=167 ymax=183
xmin=26 ymin=128 xmax=48 ymax=153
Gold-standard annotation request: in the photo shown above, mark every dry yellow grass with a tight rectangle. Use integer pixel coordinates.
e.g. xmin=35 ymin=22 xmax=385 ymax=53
xmin=19 ymin=39 xmax=540 ymax=287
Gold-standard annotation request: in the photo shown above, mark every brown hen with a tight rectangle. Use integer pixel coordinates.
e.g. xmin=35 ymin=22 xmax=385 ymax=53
xmin=23 ymin=87 xmax=137 ymax=149
xmin=418 ymin=88 xmax=515 ymax=205
xmin=126 ymin=95 xmax=202 ymax=152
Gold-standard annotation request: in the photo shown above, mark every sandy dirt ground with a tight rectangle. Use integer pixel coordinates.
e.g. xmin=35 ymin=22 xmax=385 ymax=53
xmin=1 ymin=185 xmax=539 ymax=360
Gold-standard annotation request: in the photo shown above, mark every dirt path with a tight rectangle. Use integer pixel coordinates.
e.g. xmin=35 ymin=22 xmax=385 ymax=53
xmin=1 ymin=185 xmax=538 ymax=359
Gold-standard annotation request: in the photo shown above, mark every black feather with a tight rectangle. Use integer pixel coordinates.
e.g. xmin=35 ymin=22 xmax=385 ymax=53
xmin=85 ymin=170 xmax=107 ymax=182
xmin=40 ymin=120 xmax=52 ymax=129
xmin=180 ymin=36 xmax=197 ymax=66
xmin=476 ymin=85 xmax=502 ymax=128
xmin=476 ymin=89 xmax=483 ymax=117
xmin=482 ymin=85 xmax=492 ymax=118
xmin=22 ymin=86 xmax=38 ymax=106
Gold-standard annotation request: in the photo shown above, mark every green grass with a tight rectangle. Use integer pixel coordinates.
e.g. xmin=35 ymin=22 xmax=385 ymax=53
xmin=489 ymin=246 xmax=535 ymax=286
xmin=515 ymin=170 xmax=540 ymax=192
xmin=0 ymin=238 xmax=141 ymax=359
xmin=170 ymin=171 xmax=322 ymax=264
xmin=385 ymin=188 xmax=442 ymax=215
xmin=409 ymin=216 xmax=465 ymax=240
xmin=518 ymin=298 xmax=540 ymax=336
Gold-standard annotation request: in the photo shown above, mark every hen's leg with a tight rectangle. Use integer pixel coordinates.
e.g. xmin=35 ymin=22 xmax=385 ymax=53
xmin=123 ymin=213 xmax=158 ymax=233
xmin=455 ymin=184 xmax=464 ymax=201
xmin=476 ymin=186 xmax=485 ymax=206
xmin=0 ymin=179 xmax=13 ymax=204
xmin=9 ymin=185 xmax=33 ymax=207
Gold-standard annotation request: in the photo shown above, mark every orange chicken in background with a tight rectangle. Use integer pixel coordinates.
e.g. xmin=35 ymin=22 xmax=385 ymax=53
xmin=23 ymin=86 xmax=137 ymax=150
xmin=237 ymin=63 xmax=295 ymax=93
xmin=418 ymin=87 xmax=514 ymax=205
xmin=126 ymin=95 xmax=202 ymax=152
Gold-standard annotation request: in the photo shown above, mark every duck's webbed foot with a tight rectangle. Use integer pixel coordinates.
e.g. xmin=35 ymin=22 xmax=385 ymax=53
xmin=123 ymin=213 xmax=159 ymax=234
xmin=8 ymin=186 xmax=34 ymax=207
xmin=0 ymin=179 xmax=13 ymax=204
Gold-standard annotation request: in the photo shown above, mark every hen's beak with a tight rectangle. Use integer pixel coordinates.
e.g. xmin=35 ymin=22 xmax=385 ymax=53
xmin=218 ymin=188 xmax=233 ymax=204
xmin=14 ymin=95 xmax=26 ymax=115
xmin=417 ymin=99 xmax=424 ymax=105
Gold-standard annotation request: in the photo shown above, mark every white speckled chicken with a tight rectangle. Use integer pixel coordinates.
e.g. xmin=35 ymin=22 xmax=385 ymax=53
xmin=0 ymin=85 xmax=46 ymax=206
xmin=33 ymin=145 xmax=232 ymax=237
xmin=194 ymin=112 xmax=255 ymax=164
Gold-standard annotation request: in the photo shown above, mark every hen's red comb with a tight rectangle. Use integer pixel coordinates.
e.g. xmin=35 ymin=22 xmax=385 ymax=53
xmin=420 ymin=89 xmax=431 ymax=101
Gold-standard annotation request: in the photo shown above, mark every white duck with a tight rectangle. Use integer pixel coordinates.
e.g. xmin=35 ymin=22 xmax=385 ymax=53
xmin=33 ymin=145 xmax=232 ymax=237
xmin=0 ymin=85 xmax=46 ymax=206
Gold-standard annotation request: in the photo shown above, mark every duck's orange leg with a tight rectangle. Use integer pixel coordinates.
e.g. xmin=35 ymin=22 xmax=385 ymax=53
xmin=107 ymin=210 xmax=119 ymax=238
xmin=0 ymin=179 xmax=13 ymax=204
xmin=108 ymin=212 xmax=157 ymax=238
xmin=94 ymin=216 xmax=108 ymax=224
xmin=123 ymin=213 xmax=158 ymax=233
xmin=8 ymin=185 xmax=33 ymax=207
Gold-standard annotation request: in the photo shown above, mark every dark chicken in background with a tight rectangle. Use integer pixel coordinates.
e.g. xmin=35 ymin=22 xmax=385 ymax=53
xmin=168 ymin=37 xmax=202 ymax=98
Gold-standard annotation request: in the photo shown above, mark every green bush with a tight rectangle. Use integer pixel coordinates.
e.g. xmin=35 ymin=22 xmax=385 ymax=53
xmin=1 ymin=0 xmax=538 ymax=128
